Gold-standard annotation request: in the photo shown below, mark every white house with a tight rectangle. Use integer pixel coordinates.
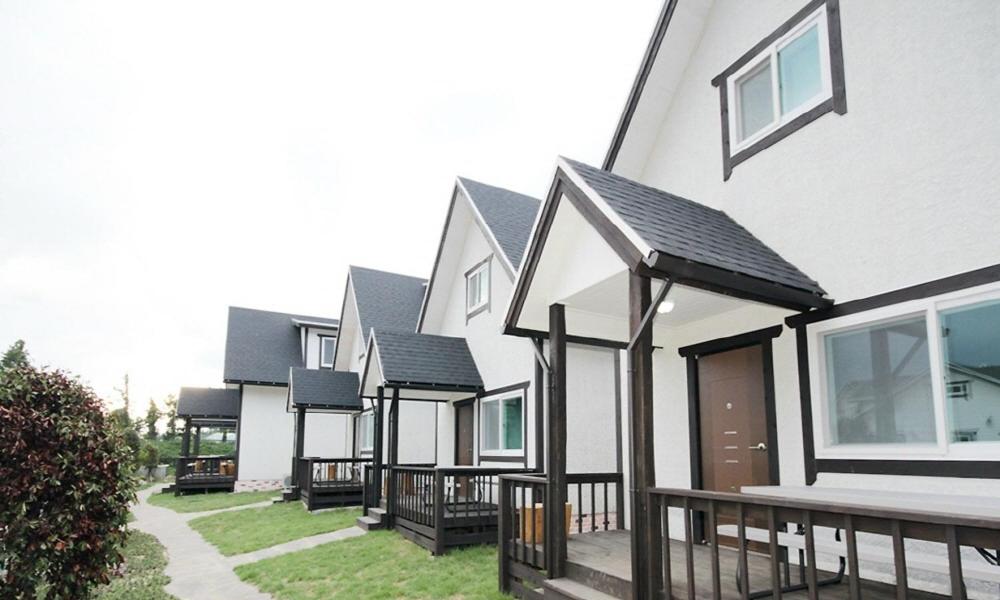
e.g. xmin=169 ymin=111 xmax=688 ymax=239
xmin=499 ymin=1 xmax=1000 ymax=598
xmin=222 ymin=306 xmax=349 ymax=485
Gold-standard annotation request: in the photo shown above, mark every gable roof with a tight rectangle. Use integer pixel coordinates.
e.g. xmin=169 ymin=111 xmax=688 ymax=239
xmin=287 ymin=368 xmax=362 ymax=412
xmin=457 ymin=177 xmax=541 ymax=271
xmin=562 ymin=157 xmax=826 ymax=296
xmin=350 ymin=266 xmax=427 ymax=346
xmin=361 ymin=330 xmax=483 ymax=400
xmin=223 ymin=306 xmax=338 ymax=385
xmin=178 ymin=387 xmax=240 ymax=419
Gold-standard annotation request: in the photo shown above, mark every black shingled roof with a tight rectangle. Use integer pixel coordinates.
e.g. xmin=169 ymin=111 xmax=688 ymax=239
xmin=178 ymin=387 xmax=240 ymax=419
xmin=372 ymin=330 xmax=483 ymax=390
xmin=288 ymin=368 xmax=362 ymax=411
xmin=458 ymin=177 xmax=541 ymax=270
xmin=350 ymin=266 xmax=427 ymax=345
xmin=564 ymin=158 xmax=825 ymax=296
xmin=224 ymin=306 xmax=338 ymax=385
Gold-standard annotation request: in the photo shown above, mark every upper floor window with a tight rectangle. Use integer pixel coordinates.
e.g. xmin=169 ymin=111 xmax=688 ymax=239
xmin=811 ymin=283 xmax=1000 ymax=460
xmin=481 ymin=394 xmax=523 ymax=454
xmin=319 ymin=335 xmax=337 ymax=368
xmin=465 ymin=258 xmax=491 ymax=318
xmin=713 ymin=0 xmax=846 ymax=180
xmin=358 ymin=412 xmax=374 ymax=451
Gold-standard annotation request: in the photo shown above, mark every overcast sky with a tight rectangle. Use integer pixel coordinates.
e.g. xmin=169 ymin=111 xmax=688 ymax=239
xmin=0 ymin=1 xmax=661 ymax=416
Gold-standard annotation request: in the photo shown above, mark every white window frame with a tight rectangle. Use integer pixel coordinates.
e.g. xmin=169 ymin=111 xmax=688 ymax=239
xmin=358 ymin=412 xmax=375 ymax=452
xmin=809 ymin=281 xmax=1000 ymax=461
xmin=466 ymin=259 xmax=490 ymax=316
xmin=479 ymin=393 xmax=524 ymax=455
xmin=319 ymin=336 xmax=337 ymax=368
xmin=728 ymin=4 xmax=833 ymax=153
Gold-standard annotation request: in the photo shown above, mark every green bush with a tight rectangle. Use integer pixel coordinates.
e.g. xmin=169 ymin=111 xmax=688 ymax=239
xmin=0 ymin=363 xmax=135 ymax=598
xmin=138 ymin=443 xmax=160 ymax=480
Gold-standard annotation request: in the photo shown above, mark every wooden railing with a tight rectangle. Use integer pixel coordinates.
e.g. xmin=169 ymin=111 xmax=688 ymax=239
xmin=297 ymin=457 xmax=369 ymax=498
xmin=362 ymin=462 xmax=435 ymax=512
xmin=175 ymin=455 xmax=236 ymax=480
xmin=647 ymin=487 xmax=1000 ymax=600
xmin=499 ymin=472 xmax=625 ymax=594
xmin=391 ymin=465 xmax=530 ymax=554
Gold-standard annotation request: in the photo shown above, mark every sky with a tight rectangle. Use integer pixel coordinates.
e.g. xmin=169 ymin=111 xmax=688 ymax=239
xmin=0 ymin=1 xmax=662 ymax=416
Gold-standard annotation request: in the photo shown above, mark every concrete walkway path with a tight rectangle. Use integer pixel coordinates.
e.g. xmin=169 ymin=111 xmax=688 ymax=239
xmin=227 ymin=526 xmax=365 ymax=566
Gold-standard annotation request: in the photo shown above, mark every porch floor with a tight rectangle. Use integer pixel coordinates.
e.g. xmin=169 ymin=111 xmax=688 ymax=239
xmin=565 ymin=530 xmax=947 ymax=600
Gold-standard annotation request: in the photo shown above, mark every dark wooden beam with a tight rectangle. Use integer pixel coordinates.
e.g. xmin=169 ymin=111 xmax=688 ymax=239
xmin=180 ymin=417 xmax=192 ymax=456
xmin=193 ymin=425 xmax=201 ymax=455
xmin=546 ymin=304 xmax=568 ymax=578
xmin=290 ymin=406 xmax=306 ymax=497
xmin=533 ymin=338 xmax=546 ymax=472
xmin=627 ymin=272 xmax=662 ymax=598
xmin=387 ymin=387 xmax=400 ymax=526
xmin=372 ymin=386 xmax=385 ymax=506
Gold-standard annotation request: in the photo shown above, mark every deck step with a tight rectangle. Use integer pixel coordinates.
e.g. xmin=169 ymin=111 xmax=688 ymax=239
xmin=543 ymin=578 xmax=620 ymax=600
xmin=356 ymin=515 xmax=384 ymax=531
xmin=367 ymin=507 xmax=387 ymax=518
xmin=564 ymin=560 xmax=631 ymax=600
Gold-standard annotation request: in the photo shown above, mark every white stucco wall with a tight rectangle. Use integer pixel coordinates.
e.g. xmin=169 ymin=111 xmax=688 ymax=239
xmin=303 ymin=412 xmax=352 ymax=458
xmin=239 ymin=384 xmax=294 ymax=481
xmin=302 ymin=327 xmax=338 ymax=370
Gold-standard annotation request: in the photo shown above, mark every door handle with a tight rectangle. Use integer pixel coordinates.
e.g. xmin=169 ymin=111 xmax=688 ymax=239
xmin=749 ymin=442 xmax=767 ymax=452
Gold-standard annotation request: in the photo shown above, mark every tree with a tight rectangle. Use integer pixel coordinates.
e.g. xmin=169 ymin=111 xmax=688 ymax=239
xmin=163 ymin=394 xmax=179 ymax=439
xmin=1 ymin=339 xmax=30 ymax=371
xmin=138 ymin=442 xmax=160 ymax=480
xmin=143 ymin=398 xmax=160 ymax=439
xmin=110 ymin=408 xmax=140 ymax=457
xmin=113 ymin=373 xmax=130 ymax=417
xmin=0 ymin=362 xmax=134 ymax=598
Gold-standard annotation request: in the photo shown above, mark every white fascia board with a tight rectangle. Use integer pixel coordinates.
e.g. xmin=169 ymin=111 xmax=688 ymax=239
xmin=291 ymin=318 xmax=339 ymax=330
xmin=557 ymin=156 xmax=654 ymax=262
xmin=455 ymin=178 xmax=517 ymax=279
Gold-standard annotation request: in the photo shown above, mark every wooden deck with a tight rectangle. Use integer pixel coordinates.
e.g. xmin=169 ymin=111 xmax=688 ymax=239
xmin=563 ymin=530 xmax=948 ymax=600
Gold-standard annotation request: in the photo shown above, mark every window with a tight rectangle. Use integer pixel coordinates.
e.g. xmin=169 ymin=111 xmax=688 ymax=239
xmin=812 ymin=285 xmax=1000 ymax=459
xmin=466 ymin=259 xmax=490 ymax=316
xmin=319 ymin=336 xmax=336 ymax=368
xmin=730 ymin=7 xmax=831 ymax=150
xmin=714 ymin=0 xmax=845 ymax=180
xmin=480 ymin=394 xmax=523 ymax=453
xmin=358 ymin=412 xmax=375 ymax=451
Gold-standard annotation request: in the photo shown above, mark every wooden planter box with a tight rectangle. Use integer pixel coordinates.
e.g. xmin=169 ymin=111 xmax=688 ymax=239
xmin=519 ymin=503 xmax=572 ymax=544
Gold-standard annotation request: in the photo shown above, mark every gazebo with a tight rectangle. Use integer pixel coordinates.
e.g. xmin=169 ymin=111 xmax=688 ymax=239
xmin=172 ymin=387 xmax=240 ymax=495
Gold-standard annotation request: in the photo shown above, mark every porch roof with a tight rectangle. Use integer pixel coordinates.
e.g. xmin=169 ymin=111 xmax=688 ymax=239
xmin=360 ymin=330 xmax=483 ymax=402
xmin=287 ymin=368 xmax=362 ymax=413
xmin=178 ymin=387 xmax=240 ymax=420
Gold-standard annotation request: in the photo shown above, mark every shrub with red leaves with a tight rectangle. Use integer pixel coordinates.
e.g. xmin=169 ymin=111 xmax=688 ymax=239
xmin=0 ymin=364 xmax=135 ymax=598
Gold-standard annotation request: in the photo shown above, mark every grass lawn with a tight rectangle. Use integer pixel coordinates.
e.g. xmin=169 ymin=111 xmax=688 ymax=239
xmin=235 ymin=530 xmax=509 ymax=599
xmin=147 ymin=489 xmax=277 ymax=513
xmin=93 ymin=530 xmax=176 ymax=600
xmin=190 ymin=502 xmax=360 ymax=556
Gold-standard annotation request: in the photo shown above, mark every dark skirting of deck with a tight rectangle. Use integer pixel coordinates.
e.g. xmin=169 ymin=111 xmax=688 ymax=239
xmin=301 ymin=482 xmax=364 ymax=511
xmin=563 ymin=530 xmax=948 ymax=600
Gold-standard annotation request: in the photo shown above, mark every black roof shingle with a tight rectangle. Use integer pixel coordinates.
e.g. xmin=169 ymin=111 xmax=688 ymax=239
xmin=178 ymin=387 xmax=240 ymax=419
xmin=564 ymin=158 xmax=825 ymax=296
xmin=288 ymin=368 xmax=362 ymax=411
xmin=350 ymin=266 xmax=427 ymax=345
xmin=224 ymin=306 xmax=338 ymax=385
xmin=372 ymin=330 xmax=483 ymax=390
xmin=458 ymin=177 xmax=541 ymax=270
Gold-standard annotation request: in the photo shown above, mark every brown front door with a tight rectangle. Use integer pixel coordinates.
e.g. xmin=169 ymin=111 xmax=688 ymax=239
xmin=455 ymin=402 xmax=475 ymax=501
xmin=697 ymin=344 xmax=772 ymax=495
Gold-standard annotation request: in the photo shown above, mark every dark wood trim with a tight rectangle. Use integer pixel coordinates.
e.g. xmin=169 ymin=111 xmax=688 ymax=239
xmin=330 ymin=271 xmax=355 ymax=370
xmin=603 ymin=0 xmax=679 ymax=171
xmin=613 ymin=350 xmax=623 ymax=477
xmin=761 ymin=339 xmax=781 ymax=486
xmin=454 ymin=397 xmax=475 ymax=408
xmin=816 ymin=460 xmax=1000 ymax=479
xmin=465 ymin=254 xmax=493 ymax=323
xmin=546 ymin=303 xmax=568 ymax=578
xmin=478 ymin=380 xmax=530 ymax=399
xmin=786 ymin=263 xmax=1000 ymax=328
xmin=234 ymin=385 xmax=243 ymax=480
xmin=223 ymin=379 xmax=288 ymax=387
xmin=477 ymin=383 xmax=530 ymax=466
xmin=685 ymin=356 xmax=702 ymax=539
xmin=479 ymin=455 xmax=525 ymax=463
xmin=795 ymin=326 xmax=818 ymax=485
xmin=678 ymin=325 xmax=783 ymax=358
xmin=560 ymin=174 xmax=644 ymax=270
xmin=533 ymin=338 xmax=546 ymax=472
xmin=504 ymin=326 xmax=627 ymax=350
xmin=713 ymin=0 xmax=847 ymax=180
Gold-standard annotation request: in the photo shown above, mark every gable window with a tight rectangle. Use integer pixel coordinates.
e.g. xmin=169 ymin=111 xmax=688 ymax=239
xmin=811 ymin=284 xmax=1000 ymax=460
xmin=480 ymin=394 xmax=523 ymax=454
xmin=319 ymin=336 xmax=337 ymax=368
xmin=713 ymin=0 xmax=846 ymax=180
xmin=465 ymin=258 xmax=491 ymax=318
xmin=358 ymin=412 xmax=375 ymax=452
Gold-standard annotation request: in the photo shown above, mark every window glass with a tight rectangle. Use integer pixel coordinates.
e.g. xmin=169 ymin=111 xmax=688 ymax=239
xmin=359 ymin=413 xmax=374 ymax=450
xmin=481 ymin=399 xmax=500 ymax=451
xmin=940 ymin=300 xmax=1000 ymax=444
xmin=503 ymin=397 xmax=523 ymax=450
xmin=478 ymin=266 xmax=489 ymax=306
xmin=824 ymin=316 xmax=936 ymax=445
xmin=466 ymin=262 xmax=489 ymax=313
xmin=320 ymin=337 xmax=336 ymax=366
xmin=738 ymin=63 xmax=774 ymax=140
xmin=779 ymin=24 xmax=822 ymax=114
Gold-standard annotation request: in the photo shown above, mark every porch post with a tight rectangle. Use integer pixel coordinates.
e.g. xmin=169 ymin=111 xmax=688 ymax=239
xmin=546 ymin=303 xmax=567 ymax=578
xmin=290 ymin=406 xmax=306 ymax=499
xmin=193 ymin=425 xmax=201 ymax=455
xmin=627 ymin=272 xmax=662 ymax=598
xmin=533 ymin=338 xmax=546 ymax=472
xmin=387 ymin=387 xmax=400 ymax=524
xmin=180 ymin=417 xmax=192 ymax=456
xmin=373 ymin=386 xmax=385 ymax=506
